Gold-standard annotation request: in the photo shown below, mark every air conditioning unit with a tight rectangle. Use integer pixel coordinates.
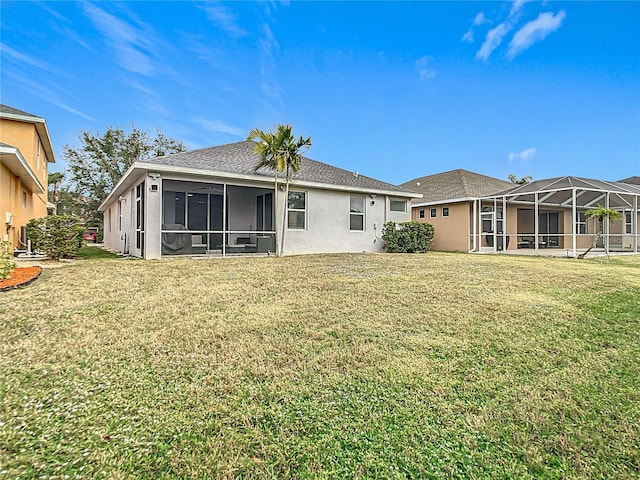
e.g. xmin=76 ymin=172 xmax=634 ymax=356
xmin=5 ymin=212 xmax=12 ymax=225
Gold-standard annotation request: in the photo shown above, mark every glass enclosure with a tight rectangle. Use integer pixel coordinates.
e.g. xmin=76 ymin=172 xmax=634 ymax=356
xmin=161 ymin=180 xmax=275 ymax=256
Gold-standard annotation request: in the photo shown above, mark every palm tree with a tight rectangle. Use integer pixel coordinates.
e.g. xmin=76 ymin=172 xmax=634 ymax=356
xmin=577 ymin=205 xmax=622 ymax=259
xmin=48 ymin=172 xmax=64 ymax=206
xmin=508 ymin=174 xmax=532 ymax=185
xmin=247 ymin=125 xmax=311 ymax=256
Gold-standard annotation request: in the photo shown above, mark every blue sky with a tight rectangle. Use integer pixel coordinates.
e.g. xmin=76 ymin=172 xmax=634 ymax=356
xmin=1 ymin=1 xmax=639 ymax=185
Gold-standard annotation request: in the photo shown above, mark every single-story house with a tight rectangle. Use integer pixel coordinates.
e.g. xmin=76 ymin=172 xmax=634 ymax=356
xmin=403 ymin=169 xmax=640 ymax=257
xmin=99 ymin=141 xmax=421 ymax=258
xmin=401 ymin=169 xmax=513 ymax=252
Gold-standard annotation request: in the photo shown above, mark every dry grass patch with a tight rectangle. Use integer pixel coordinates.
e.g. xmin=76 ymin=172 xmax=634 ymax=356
xmin=1 ymin=252 xmax=639 ymax=478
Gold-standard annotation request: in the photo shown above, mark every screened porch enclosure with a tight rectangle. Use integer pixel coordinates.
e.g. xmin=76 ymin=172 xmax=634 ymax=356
xmin=470 ymin=177 xmax=640 ymax=257
xmin=161 ymin=180 xmax=275 ymax=256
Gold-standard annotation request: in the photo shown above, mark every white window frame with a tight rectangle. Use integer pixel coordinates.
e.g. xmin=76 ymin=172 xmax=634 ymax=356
xmin=430 ymin=208 xmax=437 ymax=218
xmin=349 ymin=195 xmax=365 ymax=231
xmin=625 ymin=211 xmax=632 ymax=234
xmin=419 ymin=209 xmax=425 ymax=219
xmin=389 ymin=199 xmax=407 ymax=212
xmin=287 ymin=190 xmax=306 ymax=230
xmin=117 ymin=199 xmax=123 ymax=232
xmin=442 ymin=207 xmax=449 ymax=217
xmin=577 ymin=211 xmax=587 ymax=235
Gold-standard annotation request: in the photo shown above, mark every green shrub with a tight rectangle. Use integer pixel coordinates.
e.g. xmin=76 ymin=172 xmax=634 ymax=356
xmin=0 ymin=241 xmax=15 ymax=279
xmin=26 ymin=215 xmax=85 ymax=260
xmin=382 ymin=221 xmax=434 ymax=253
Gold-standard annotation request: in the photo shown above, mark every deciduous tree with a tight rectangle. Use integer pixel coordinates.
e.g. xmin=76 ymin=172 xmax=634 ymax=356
xmin=64 ymin=125 xmax=186 ymax=224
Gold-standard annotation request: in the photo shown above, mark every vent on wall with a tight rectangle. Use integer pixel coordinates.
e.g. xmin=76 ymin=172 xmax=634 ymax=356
xmin=5 ymin=212 xmax=12 ymax=225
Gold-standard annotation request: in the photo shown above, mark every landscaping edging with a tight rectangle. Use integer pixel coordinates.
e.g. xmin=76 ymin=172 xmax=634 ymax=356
xmin=0 ymin=266 xmax=42 ymax=292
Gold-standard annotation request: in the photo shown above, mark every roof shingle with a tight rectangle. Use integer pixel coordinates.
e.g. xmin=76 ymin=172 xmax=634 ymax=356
xmin=145 ymin=140 xmax=416 ymax=194
xmin=401 ymin=169 xmax=512 ymax=203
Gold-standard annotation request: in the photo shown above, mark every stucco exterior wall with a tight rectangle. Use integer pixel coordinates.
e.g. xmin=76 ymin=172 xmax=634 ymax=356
xmin=102 ymin=174 xmax=144 ymax=256
xmin=282 ymin=188 xmax=409 ymax=255
xmin=102 ymin=172 xmax=413 ymax=258
xmin=0 ymin=118 xmax=50 ymax=248
xmin=412 ymin=202 xmax=470 ymax=252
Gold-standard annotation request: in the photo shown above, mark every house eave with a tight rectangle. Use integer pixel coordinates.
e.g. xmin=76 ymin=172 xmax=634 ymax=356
xmin=99 ymin=162 xmax=420 ymax=210
xmin=0 ymin=143 xmax=45 ymax=193
xmin=412 ymin=197 xmax=476 ymax=207
xmin=0 ymin=111 xmax=56 ymax=163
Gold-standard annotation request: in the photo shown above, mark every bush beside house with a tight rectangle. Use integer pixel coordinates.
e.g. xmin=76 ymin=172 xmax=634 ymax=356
xmin=382 ymin=221 xmax=435 ymax=253
xmin=26 ymin=215 xmax=85 ymax=260
xmin=1 ymin=241 xmax=15 ymax=279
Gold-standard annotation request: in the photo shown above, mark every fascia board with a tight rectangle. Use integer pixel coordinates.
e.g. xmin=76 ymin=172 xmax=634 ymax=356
xmin=123 ymin=162 xmax=421 ymax=199
xmin=0 ymin=144 xmax=45 ymax=193
xmin=412 ymin=197 xmax=475 ymax=207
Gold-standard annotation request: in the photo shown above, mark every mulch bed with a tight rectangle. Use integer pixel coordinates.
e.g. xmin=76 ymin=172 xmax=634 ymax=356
xmin=0 ymin=266 xmax=42 ymax=292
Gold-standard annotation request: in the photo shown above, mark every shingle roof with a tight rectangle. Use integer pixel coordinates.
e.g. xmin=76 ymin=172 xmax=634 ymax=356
xmin=144 ymin=140 xmax=416 ymax=194
xmin=619 ymin=176 xmax=640 ymax=185
xmin=0 ymin=104 xmax=43 ymax=120
xmin=400 ymin=169 xmax=512 ymax=204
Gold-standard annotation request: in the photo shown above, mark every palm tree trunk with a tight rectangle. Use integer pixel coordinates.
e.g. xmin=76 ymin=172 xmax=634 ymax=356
xmin=273 ymin=170 xmax=279 ymax=257
xmin=280 ymin=167 xmax=290 ymax=257
xmin=578 ymin=230 xmax=602 ymax=259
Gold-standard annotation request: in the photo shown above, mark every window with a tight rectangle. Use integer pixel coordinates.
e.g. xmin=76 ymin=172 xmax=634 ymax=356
xmin=442 ymin=207 xmax=449 ymax=217
xmin=350 ymin=196 xmax=365 ymax=231
xmin=107 ymin=208 xmax=112 ymax=233
xmin=419 ymin=209 xmax=425 ymax=219
xmin=390 ymin=199 xmax=406 ymax=212
xmin=577 ymin=212 xmax=587 ymax=234
xmin=287 ymin=191 xmax=306 ymax=229
xmin=117 ymin=199 xmax=122 ymax=232
xmin=36 ymin=141 xmax=41 ymax=170
xmin=21 ymin=191 xmax=28 ymax=208
xmin=625 ymin=211 xmax=632 ymax=234
xmin=430 ymin=208 xmax=437 ymax=218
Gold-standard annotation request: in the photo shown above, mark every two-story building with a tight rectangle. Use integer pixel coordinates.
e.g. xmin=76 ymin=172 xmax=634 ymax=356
xmin=0 ymin=104 xmax=55 ymax=251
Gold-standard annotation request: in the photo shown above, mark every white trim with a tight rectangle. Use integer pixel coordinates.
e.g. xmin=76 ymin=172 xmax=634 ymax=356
xmin=0 ymin=143 xmax=45 ymax=193
xmin=100 ymin=162 xmax=419 ymax=211
xmin=412 ymin=196 xmax=477 ymax=207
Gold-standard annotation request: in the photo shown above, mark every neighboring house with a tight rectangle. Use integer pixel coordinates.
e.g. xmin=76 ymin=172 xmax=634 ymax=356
xmin=619 ymin=176 xmax=640 ymax=185
xmin=99 ymin=141 xmax=420 ymax=258
xmin=401 ymin=169 xmax=512 ymax=252
xmin=403 ymin=169 xmax=640 ymax=257
xmin=0 ymin=104 xmax=55 ymax=251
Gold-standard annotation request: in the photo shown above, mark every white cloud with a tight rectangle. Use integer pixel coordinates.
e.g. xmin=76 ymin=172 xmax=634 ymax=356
xmin=473 ymin=12 xmax=489 ymax=26
xmin=508 ymin=147 xmax=537 ymax=163
xmin=201 ymin=1 xmax=247 ymax=37
xmin=81 ymin=2 xmax=160 ymax=76
xmin=507 ymin=10 xmax=566 ymax=59
xmin=4 ymin=70 xmax=95 ymax=121
xmin=258 ymin=24 xmax=284 ymax=108
xmin=197 ymin=119 xmax=244 ymax=137
xmin=510 ymin=0 xmax=532 ymax=17
xmin=416 ymin=55 xmax=437 ymax=80
xmin=461 ymin=28 xmax=474 ymax=43
xmin=476 ymin=22 xmax=513 ymax=61
xmin=1 ymin=43 xmax=63 ymax=75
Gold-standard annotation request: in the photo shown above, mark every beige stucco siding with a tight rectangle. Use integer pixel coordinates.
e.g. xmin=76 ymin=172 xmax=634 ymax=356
xmin=413 ymin=202 xmax=470 ymax=252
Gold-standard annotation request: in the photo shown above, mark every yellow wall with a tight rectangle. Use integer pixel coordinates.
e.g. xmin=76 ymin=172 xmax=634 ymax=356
xmin=0 ymin=118 xmax=51 ymax=249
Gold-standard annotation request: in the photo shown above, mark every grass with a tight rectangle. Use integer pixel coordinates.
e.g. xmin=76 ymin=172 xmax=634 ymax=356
xmin=1 ymin=252 xmax=639 ymax=479
xmin=77 ymin=245 xmax=120 ymax=260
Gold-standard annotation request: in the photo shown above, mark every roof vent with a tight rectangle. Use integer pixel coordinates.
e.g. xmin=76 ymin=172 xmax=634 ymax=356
xmin=416 ymin=182 xmax=421 ymax=186
xmin=353 ymin=171 xmax=359 ymax=178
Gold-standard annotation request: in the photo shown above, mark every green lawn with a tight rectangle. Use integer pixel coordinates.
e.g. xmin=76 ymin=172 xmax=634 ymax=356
xmin=1 ymin=253 xmax=639 ymax=479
